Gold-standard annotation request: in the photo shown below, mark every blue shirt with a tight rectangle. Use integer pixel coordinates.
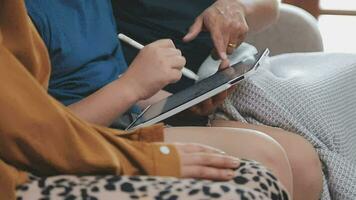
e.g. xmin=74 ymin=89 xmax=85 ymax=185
xmin=25 ymin=0 xmax=140 ymax=113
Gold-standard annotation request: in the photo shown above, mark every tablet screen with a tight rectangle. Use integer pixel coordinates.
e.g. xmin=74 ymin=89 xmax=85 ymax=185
xmin=127 ymin=49 xmax=268 ymax=129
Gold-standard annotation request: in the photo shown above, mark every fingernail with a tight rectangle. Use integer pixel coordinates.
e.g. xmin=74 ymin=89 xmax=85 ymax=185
xmin=227 ymin=170 xmax=235 ymax=178
xmin=232 ymin=160 xmax=240 ymax=167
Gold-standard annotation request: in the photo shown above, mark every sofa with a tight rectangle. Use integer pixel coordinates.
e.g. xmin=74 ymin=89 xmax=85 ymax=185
xmin=247 ymin=3 xmax=324 ymax=55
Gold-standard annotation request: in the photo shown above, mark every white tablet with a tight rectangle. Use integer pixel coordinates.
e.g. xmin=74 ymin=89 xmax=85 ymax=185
xmin=126 ymin=49 xmax=269 ymax=130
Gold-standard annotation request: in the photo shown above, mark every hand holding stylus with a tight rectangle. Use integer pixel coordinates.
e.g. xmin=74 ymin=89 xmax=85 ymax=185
xmin=119 ymin=33 xmax=199 ymax=81
xmin=119 ymin=38 xmax=186 ymax=100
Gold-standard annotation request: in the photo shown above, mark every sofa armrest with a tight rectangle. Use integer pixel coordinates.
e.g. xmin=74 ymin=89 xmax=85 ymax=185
xmin=246 ymin=4 xmax=324 ymax=56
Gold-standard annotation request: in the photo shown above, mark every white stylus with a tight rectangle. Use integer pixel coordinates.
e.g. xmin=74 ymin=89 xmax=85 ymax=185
xmin=118 ymin=33 xmax=199 ymax=81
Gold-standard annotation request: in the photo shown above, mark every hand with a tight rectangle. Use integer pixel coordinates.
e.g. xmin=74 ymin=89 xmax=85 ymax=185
xmin=122 ymin=39 xmax=186 ymax=100
xmin=183 ymin=0 xmax=249 ymax=59
xmin=190 ymin=91 xmax=228 ymax=117
xmin=174 ymin=143 xmax=240 ymax=181
xmin=189 ymin=60 xmax=235 ymax=116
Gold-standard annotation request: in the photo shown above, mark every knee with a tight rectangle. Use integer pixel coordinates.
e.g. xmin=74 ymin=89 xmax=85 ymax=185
xmin=235 ymin=129 xmax=294 ymax=194
xmin=245 ymin=130 xmax=291 ymax=173
xmin=286 ymin=134 xmax=323 ymax=194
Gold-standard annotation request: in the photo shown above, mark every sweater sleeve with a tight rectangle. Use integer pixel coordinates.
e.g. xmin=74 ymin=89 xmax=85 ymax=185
xmin=0 ymin=0 xmax=180 ymax=184
xmin=0 ymin=37 xmax=180 ymax=178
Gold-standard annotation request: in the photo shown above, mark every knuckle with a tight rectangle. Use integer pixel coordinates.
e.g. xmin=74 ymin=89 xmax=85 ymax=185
xmin=172 ymin=72 xmax=182 ymax=83
xmin=232 ymin=23 xmax=246 ymax=33
xmin=243 ymin=24 xmax=249 ymax=32
xmin=232 ymin=23 xmax=241 ymax=31
xmin=166 ymin=39 xmax=175 ymax=47
xmin=234 ymin=24 xmax=243 ymax=32
xmin=176 ymin=71 xmax=183 ymax=80
xmin=240 ymin=24 xmax=249 ymax=33
xmin=181 ymin=56 xmax=187 ymax=66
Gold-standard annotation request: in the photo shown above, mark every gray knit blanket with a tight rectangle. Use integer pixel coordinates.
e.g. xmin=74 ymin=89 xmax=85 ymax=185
xmin=216 ymin=52 xmax=356 ymax=200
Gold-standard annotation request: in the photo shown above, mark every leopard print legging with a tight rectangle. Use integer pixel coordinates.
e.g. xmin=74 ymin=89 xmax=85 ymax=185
xmin=16 ymin=159 xmax=289 ymax=200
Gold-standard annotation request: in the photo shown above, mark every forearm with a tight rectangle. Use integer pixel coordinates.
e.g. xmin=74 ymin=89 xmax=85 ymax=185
xmin=0 ymin=1 xmax=181 ymax=192
xmin=68 ymin=77 xmax=140 ymax=127
xmin=0 ymin=46 xmax=179 ymax=177
xmin=239 ymin=0 xmax=279 ymax=33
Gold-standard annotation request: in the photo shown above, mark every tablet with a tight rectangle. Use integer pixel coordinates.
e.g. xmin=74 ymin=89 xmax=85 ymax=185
xmin=126 ymin=49 xmax=269 ymax=130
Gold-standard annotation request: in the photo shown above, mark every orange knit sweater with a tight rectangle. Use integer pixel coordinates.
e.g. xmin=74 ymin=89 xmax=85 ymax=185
xmin=0 ymin=1 xmax=180 ymax=199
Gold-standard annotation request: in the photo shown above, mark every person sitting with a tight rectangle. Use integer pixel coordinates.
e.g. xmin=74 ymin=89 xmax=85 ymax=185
xmin=0 ymin=1 xmax=292 ymax=199
xmin=113 ymin=0 xmax=356 ymax=199
xmin=25 ymin=0 xmax=322 ymax=200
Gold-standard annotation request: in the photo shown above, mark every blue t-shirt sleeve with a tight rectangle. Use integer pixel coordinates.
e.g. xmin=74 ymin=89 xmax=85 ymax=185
xmin=25 ymin=1 xmax=51 ymax=49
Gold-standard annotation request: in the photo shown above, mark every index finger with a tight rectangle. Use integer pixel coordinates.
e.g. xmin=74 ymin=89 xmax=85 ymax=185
xmin=210 ymin=28 xmax=228 ymax=60
xmin=183 ymin=153 xmax=240 ymax=169
xmin=219 ymin=59 xmax=230 ymax=70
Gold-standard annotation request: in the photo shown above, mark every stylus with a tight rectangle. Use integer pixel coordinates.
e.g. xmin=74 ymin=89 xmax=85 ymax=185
xmin=118 ymin=33 xmax=199 ymax=81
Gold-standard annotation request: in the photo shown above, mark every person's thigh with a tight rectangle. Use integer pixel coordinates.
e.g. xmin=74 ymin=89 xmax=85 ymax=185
xmin=164 ymin=126 xmax=293 ymax=195
xmin=210 ymin=120 xmax=323 ymax=200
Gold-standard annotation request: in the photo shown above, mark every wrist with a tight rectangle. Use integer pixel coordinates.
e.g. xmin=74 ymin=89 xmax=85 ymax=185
xmin=113 ymin=75 xmax=142 ymax=103
xmin=150 ymin=143 xmax=181 ymax=177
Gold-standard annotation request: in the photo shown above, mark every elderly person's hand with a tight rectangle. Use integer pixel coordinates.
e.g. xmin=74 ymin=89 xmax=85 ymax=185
xmin=189 ymin=87 xmax=236 ymax=116
xmin=183 ymin=0 xmax=249 ymax=60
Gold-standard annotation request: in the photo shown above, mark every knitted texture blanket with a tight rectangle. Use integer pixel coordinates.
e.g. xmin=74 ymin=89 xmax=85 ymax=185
xmin=216 ymin=52 xmax=356 ymax=200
